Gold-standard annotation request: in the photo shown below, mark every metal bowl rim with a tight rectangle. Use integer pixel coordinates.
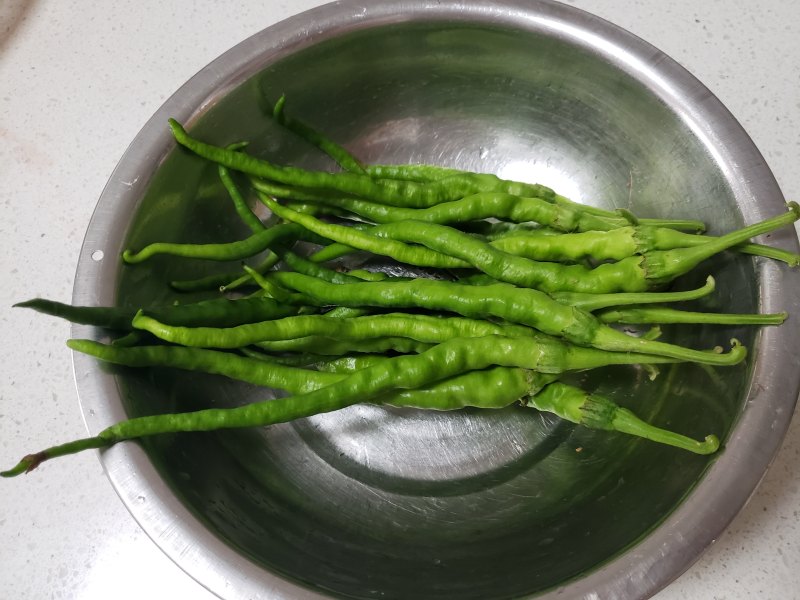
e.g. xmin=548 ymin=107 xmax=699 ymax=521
xmin=70 ymin=1 xmax=800 ymax=599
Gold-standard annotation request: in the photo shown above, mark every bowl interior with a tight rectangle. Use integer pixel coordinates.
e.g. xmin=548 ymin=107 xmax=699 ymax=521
xmin=112 ymin=19 xmax=757 ymax=599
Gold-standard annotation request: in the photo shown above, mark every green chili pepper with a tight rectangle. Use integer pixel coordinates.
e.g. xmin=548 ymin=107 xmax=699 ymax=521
xmin=219 ymin=142 xmax=267 ymax=234
xmin=386 ymin=209 xmax=798 ymax=292
xmin=14 ymin=296 xmax=297 ymax=330
xmin=131 ymin=311 xmax=692 ymax=373
xmin=257 ymin=336 xmax=434 ymax=355
xmin=364 ymin=163 xmax=464 ymax=182
xmin=122 ymin=223 xmax=310 ymax=264
xmin=309 ymin=353 xmax=392 ymax=373
xmin=550 ymin=276 xmax=717 ymax=311
xmin=268 ymin=243 xmax=365 ymax=285
xmin=0 ymin=336 xmax=559 ymax=475
xmin=72 ymin=338 xmax=545 ymax=410
xmin=303 ymin=195 xmax=794 ymax=266
xmin=489 ymin=226 xmax=800 ymax=267
xmin=259 ymin=194 xmax=471 ymax=270
xmin=267 ymin=190 xmax=619 ymax=233
xmin=268 ymin=198 xmax=799 ymax=293
xmin=263 ymin=272 xmax=746 ymax=366
xmin=169 ymin=119 xmax=560 ymax=207
xmin=270 ymin=94 xmax=367 ymax=175
xmin=365 ymin=163 xmax=707 ymax=232
xmin=526 ymin=381 xmax=719 ymax=454
xmin=171 ymin=118 xmax=715 ymax=236
xmin=270 ymin=188 xmax=710 ymax=239
xmin=3 ymin=328 xmax=723 ymax=478
xmin=596 ymin=306 xmax=788 ymax=325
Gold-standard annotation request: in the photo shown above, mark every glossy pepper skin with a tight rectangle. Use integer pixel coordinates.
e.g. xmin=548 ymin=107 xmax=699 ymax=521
xmin=173 ymin=118 xmax=706 ymax=232
xmin=3 ymin=330 xmax=721 ymax=477
xmin=265 ymin=196 xmax=799 ymax=294
xmin=8 ymin=113 xmax=791 ymax=480
xmin=66 ymin=339 xmax=541 ymax=410
xmin=1 ymin=336 xmax=560 ymax=475
xmin=266 ymin=272 xmax=746 ymax=366
xmin=301 ymin=203 xmax=799 ymax=267
xmin=14 ymin=296 xmax=297 ymax=330
xmin=169 ymin=119 xmax=553 ymax=208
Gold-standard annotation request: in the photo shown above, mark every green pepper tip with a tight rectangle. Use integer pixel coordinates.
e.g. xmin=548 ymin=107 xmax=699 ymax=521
xmin=701 ymin=434 xmax=721 ymax=454
xmin=273 ymin=94 xmax=287 ymax=120
xmin=0 ymin=462 xmax=26 ymax=478
xmin=615 ymin=207 xmax=639 ymax=226
xmin=1 ymin=454 xmax=42 ymax=478
xmin=728 ymin=340 xmax=747 ymax=363
xmin=167 ymin=118 xmax=190 ymax=143
xmin=131 ymin=309 xmax=148 ymax=329
xmin=642 ymin=326 xmax=662 ymax=341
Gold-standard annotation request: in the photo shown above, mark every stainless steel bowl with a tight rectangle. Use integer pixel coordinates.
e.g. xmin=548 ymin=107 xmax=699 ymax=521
xmin=71 ymin=1 xmax=800 ymax=598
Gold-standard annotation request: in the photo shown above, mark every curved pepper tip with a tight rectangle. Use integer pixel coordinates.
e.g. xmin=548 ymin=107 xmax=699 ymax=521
xmin=120 ymin=249 xmax=139 ymax=265
xmin=1 ymin=453 xmax=42 ymax=478
xmin=167 ymin=118 xmax=187 ymax=141
xmin=699 ymin=434 xmax=721 ymax=455
xmin=12 ymin=299 xmax=36 ymax=309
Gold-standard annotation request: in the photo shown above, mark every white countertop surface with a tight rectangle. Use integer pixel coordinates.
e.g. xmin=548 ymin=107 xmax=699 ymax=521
xmin=1 ymin=1 xmax=798 ymax=598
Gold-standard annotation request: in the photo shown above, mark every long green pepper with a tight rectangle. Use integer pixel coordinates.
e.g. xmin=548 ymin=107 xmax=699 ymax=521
xmin=132 ymin=311 xmax=692 ymax=372
xmin=250 ymin=104 xmax=706 ymax=232
xmin=528 ymin=382 xmax=718 ymax=454
xmin=489 ymin=226 xmax=800 ymax=267
xmin=67 ymin=339 xmax=537 ymax=407
xmin=169 ymin=119 xmax=569 ymax=207
xmin=267 ymin=198 xmax=799 ymax=294
xmin=2 ymin=333 xmax=720 ymax=477
xmin=15 ymin=296 xmax=298 ymax=330
xmin=265 ymin=272 xmax=746 ymax=365
xmin=7 ymin=111 xmax=791 ymax=480
xmin=0 ymin=336 xmax=564 ymax=475
xmin=122 ymin=223 xmax=313 ymax=264
xmin=71 ymin=340 xmax=716 ymax=450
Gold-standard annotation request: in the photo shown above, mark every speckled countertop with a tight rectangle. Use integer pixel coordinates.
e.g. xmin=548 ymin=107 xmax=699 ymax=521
xmin=1 ymin=1 xmax=798 ymax=598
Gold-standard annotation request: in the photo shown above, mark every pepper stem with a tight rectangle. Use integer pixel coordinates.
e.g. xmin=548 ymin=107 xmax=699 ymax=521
xmin=647 ymin=224 xmax=800 ymax=267
xmin=638 ymin=217 xmax=706 ymax=232
xmin=1 ymin=436 xmax=110 ymax=477
xmin=241 ymin=266 xmax=292 ymax=303
xmin=553 ymin=275 xmax=715 ymax=312
xmin=598 ymin=307 xmax=788 ymax=325
xmin=645 ymin=202 xmax=800 ymax=282
xmin=526 ymin=381 xmax=720 ymax=454
xmin=596 ymin=330 xmax=747 ymax=365
xmin=610 ymin=405 xmax=720 ymax=454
